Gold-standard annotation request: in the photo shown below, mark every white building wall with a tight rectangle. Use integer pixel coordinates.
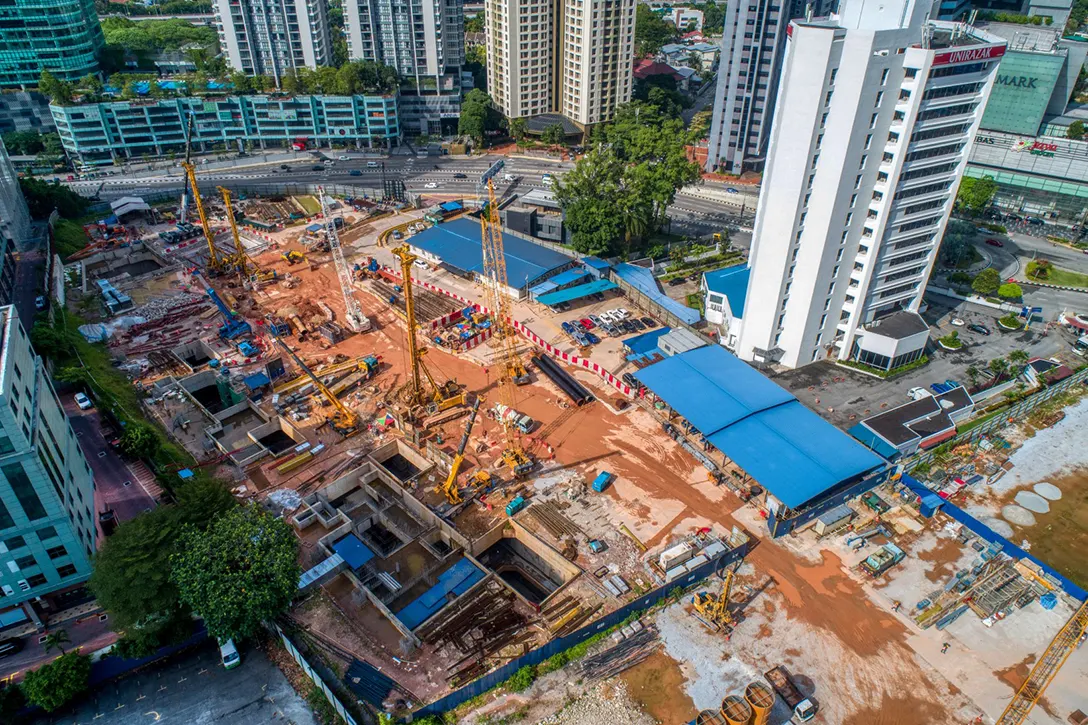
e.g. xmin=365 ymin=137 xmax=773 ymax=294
xmin=345 ymin=0 xmax=464 ymax=84
xmin=736 ymin=0 xmax=1005 ymax=369
xmin=0 ymin=145 xmax=31 ymax=249
xmin=214 ymin=0 xmax=331 ymax=80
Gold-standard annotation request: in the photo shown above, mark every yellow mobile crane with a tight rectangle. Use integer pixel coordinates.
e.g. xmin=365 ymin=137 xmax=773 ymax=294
xmin=436 ymin=396 xmax=482 ymax=505
xmin=217 ymin=186 xmax=254 ymax=281
xmin=265 ymin=321 xmax=360 ymax=436
xmin=391 ymin=244 xmax=466 ymax=417
xmin=479 ymin=180 xmax=533 ymax=476
xmin=995 ymin=599 xmax=1088 ymax=725
xmin=180 ymin=115 xmax=224 ymax=273
xmin=692 ymin=568 xmax=737 ymax=633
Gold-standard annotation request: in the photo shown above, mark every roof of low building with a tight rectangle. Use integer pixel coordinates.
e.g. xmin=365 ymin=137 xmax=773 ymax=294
xmin=862 ymin=311 xmax=930 ymax=340
xmin=703 ymin=264 xmax=750 ymax=319
xmin=854 ymin=386 xmax=974 ymax=448
xmin=634 ymin=345 xmax=885 ymax=508
xmin=634 ymin=60 xmax=682 ymax=80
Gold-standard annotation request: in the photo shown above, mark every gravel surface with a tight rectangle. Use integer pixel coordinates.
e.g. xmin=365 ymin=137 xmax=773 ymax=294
xmin=995 ymin=396 xmax=1088 ymax=493
xmin=534 ymin=682 xmax=657 ymax=725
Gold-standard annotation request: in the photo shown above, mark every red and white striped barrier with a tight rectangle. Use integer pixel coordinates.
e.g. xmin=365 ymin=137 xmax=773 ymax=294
xmin=382 ymin=265 xmax=633 ymax=397
xmin=428 ymin=309 xmax=465 ymax=331
xmin=460 ymin=326 xmax=493 ymax=351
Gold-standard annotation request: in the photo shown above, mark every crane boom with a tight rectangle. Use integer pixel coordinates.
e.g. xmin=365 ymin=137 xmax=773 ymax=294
xmin=181 ymin=115 xmax=222 ymax=272
xmin=218 ymin=186 xmax=252 ymax=281
xmin=995 ymin=599 xmax=1088 ymax=725
xmin=438 ymin=396 xmax=482 ymax=505
xmin=318 ymin=188 xmax=370 ymax=333
xmin=265 ymin=322 xmax=359 ymax=436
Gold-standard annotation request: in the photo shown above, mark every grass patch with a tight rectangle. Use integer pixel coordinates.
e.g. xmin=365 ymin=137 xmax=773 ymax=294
xmin=953 ymin=247 xmax=982 ymax=269
xmin=53 ymin=218 xmax=92 ymax=260
xmin=685 ymin=292 xmax=704 ymax=313
xmin=294 ymin=195 xmax=322 ymax=216
xmin=1027 ymin=260 xmax=1088 ymax=288
xmin=938 ymin=332 xmax=964 ymax=350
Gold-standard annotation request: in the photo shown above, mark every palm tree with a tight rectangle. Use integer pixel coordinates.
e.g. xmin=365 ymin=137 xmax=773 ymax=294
xmin=1007 ymin=349 xmax=1030 ymax=367
xmin=965 ymin=365 xmax=980 ymax=388
xmin=989 ymin=357 xmax=1009 ymax=380
xmin=43 ymin=629 xmax=70 ymax=655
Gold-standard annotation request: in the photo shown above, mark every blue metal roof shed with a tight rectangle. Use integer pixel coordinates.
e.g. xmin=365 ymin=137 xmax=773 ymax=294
xmin=535 ymin=279 xmax=618 ymax=307
xmin=614 ymin=263 xmax=701 ymax=326
xmin=408 ymin=218 xmax=572 ymax=288
xmin=634 ymin=346 xmax=885 ymax=509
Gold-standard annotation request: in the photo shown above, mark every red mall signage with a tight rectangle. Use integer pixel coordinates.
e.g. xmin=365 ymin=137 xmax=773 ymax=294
xmin=931 ymin=44 xmax=1006 ymax=66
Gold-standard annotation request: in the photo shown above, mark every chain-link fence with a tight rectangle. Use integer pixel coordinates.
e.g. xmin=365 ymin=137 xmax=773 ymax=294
xmin=272 ymin=623 xmax=360 ymax=725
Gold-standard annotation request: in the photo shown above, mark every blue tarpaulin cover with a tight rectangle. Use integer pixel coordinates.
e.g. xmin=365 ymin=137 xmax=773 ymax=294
xmin=396 ymin=558 xmax=485 ymax=630
xmin=635 ymin=345 xmax=885 ymax=508
xmin=332 ymin=535 xmax=376 ymax=571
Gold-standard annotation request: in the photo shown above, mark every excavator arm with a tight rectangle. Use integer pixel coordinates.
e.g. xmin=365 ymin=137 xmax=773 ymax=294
xmin=439 ymin=397 xmax=482 ymax=504
xmin=266 ymin=323 xmax=359 ymax=435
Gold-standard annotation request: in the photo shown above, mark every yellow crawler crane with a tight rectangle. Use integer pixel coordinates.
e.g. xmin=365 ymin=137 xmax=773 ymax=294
xmin=391 ymin=244 xmax=465 ymax=417
xmin=437 ymin=396 xmax=482 ymax=505
xmin=180 ymin=115 xmax=224 ymax=273
xmin=265 ymin=322 xmax=360 ymax=436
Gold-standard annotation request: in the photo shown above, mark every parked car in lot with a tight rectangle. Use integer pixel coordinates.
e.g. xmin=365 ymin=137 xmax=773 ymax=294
xmin=585 ymin=333 xmax=599 ymax=345
xmin=74 ymin=392 xmax=93 ymax=410
xmin=557 ymin=301 xmax=571 ymax=312
xmin=950 ymin=318 xmax=965 ymax=326
xmin=588 ymin=314 xmax=602 ymax=326
xmin=34 ymin=295 xmax=46 ymax=310
xmin=622 ymin=372 xmax=642 ymax=389
xmin=968 ymin=323 xmax=991 ymax=336
xmin=576 ymin=318 xmax=591 ymax=330
xmin=907 ymin=387 xmax=932 ymax=401
xmin=615 ymin=307 xmax=630 ymax=319
xmin=985 ymin=238 xmax=1004 ymax=247
xmin=604 ymin=324 xmax=619 ymax=337
xmin=561 ymin=321 xmax=575 ymax=334
xmin=641 ymin=317 xmax=656 ymax=328
xmin=573 ymin=332 xmax=588 ymax=346
xmin=630 ymin=318 xmax=645 ymax=332
xmin=667 ymin=277 xmax=686 ymax=286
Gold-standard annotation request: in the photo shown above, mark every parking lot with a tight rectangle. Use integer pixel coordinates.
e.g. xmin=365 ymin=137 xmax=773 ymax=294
xmin=774 ymin=296 xmax=1076 ymax=430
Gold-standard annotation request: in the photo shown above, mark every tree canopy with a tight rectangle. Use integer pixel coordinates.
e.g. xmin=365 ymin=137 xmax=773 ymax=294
xmin=464 ymin=14 xmax=484 ymax=33
xmin=972 ymin=267 xmax=1001 ymax=296
xmin=938 ymin=219 xmax=977 ymax=267
xmin=459 ymin=89 xmax=500 ymax=146
xmin=635 ymin=5 xmax=678 ymax=56
xmin=171 ymin=504 xmax=300 ymax=642
xmin=19 ymin=178 xmax=88 ymax=219
xmin=101 ymin=17 xmax=217 ymax=52
xmin=955 ymin=175 xmax=998 ymax=216
xmin=554 ymin=101 xmax=701 ymax=258
xmin=21 ymin=652 xmax=92 ymax=712
xmin=1067 ymin=120 xmax=1085 ymax=140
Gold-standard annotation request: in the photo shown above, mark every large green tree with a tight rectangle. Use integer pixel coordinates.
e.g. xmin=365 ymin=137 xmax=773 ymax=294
xmin=21 ymin=653 xmax=91 ymax=712
xmin=955 ymin=175 xmax=998 ymax=216
xmin=972 ymin=267 xmax=1001 ymax=296
xmin=938 ymin=219 xmax=977 ymax=267
xmin=171 ymin=504 xmax=300 ymax=642
xmin=635 ymin=4 xmax=677 ymax=56
xmin=459 ymin=89 xmax=498 ymax=146
xmin=89 ymin=479 xmax=235 ymax=653
xmin=19 ymin=178 xmax=87 ymax=219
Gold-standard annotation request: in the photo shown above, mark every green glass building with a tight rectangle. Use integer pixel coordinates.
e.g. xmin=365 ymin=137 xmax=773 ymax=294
xmin=0 ymin=0 xmax=104 ymax=89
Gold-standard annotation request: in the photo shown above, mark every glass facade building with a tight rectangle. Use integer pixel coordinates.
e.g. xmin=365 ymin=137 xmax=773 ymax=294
xmin=51 ymin=93 xmax=400 ymax=165
xmin=979 ymin=50 xmax=1067 ymax=136
xmin=0 ymin=306 xmax=96 ymax=617
xmin=0 ymin=0 xmax=104 ymax=89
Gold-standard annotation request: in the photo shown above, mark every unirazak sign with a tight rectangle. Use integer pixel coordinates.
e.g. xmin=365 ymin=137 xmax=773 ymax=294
xmin=996 ymin=75 xmax=1038 ymax=88
xmin=931 ymin=44 xmax=1006 ymax=66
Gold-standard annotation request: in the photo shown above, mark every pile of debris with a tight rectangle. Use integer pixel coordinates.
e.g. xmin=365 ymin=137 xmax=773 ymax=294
xmin=131 ymin=292 xmax=209 ymax=322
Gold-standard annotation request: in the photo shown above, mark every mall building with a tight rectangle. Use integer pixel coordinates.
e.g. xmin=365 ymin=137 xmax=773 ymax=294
xmin=964 ymin=22 xmax=1088 ymax=224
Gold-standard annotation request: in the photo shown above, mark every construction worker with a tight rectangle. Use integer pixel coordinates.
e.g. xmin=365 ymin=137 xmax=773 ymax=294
xmin=892 ymin=600 xmax=901 ymax=613
xmin=941 ymin=642 xmax=951 ymax=654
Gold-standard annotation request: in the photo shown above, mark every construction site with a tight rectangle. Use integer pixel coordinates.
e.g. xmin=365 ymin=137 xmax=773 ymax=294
xmin=59 ymin=153 xmax=1088 ymax=724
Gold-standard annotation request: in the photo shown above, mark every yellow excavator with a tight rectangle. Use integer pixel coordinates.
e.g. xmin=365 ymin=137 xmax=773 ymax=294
xmin=692 ymin=568 xmax=737 ymax=633
xmin=265 ymin=321 xmax=360 ymax=436
xmin=436 ymin=396 xmax=482 ymax=505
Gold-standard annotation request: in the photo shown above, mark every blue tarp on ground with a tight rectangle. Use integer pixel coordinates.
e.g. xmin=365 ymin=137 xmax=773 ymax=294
xmin=703 ymin=264 xmax=751 ymax=318
xmin=624 ymin=327 xmax=671 ymax=356
xmin=634 ymin=346 xmax=885 ymax=509
xmin=306 ymin=223 xmax=323 ymax=232
xmin=332 ymin=534 xmax=376 ymax=571
xmin=614 ymin=263 xmax=701 ymax=326
xmin=396 ymin=558 xmax=485 ymax=630
xmin=409 ymin=218 xmax=573 ymax=288
xmin=536 ymin=279 xmax=618 ymax=307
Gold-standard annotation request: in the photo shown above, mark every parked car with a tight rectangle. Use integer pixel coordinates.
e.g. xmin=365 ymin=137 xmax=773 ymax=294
xmin=614 ymin=307 xmax=630 ymax=319
xmin=592 ymin=293 xmax=605 ymax=302
xmin=604 ymin=324 xmax=619 ymax=337
xmin=907 ymin=387 xmax=932 ymax=401
xmin=585 ymin=333 xmax=599 ymax=345
xmin=588 ymin=314 xmax=602 ymax=326
xmin=667 ymin=277 xmax=686 ymax=286
xmin=220 ymin=639 xmax=241 ymax=670
xmin=573 ymin=332 xmax=588 ymax=346
xmin=630 ymin=318 xmax=646 ymax=332
xmin=985 ymin=238 xmax=1004 ymax=247
xmin=561 ymin=321 xmax=575 ymax=334
xmin=579 ymin=318 xmax=594 ymax=330
xmin=557 ymin=301 xmax=571 ymax=312
xmin=968 ymin=323 xmax=991 ymax=336
xmin=620 ymin=320 xmax=635 ymax=333
xmin=74 ymin=392 xmax=93 ymax=410
xmin=950 ymin=317 xmax=965 ymax=326
xmin=34 ymin=295 xmax=46 ymax=310
xmin=641 ymin=317 xmax=656 ymax=328
xmin=622 ymin=372 xmax=642 ymax=389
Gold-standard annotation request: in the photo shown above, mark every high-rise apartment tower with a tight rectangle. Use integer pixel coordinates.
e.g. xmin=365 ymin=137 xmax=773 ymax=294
xmin=213 ymin=0 xmax=332 ymax=80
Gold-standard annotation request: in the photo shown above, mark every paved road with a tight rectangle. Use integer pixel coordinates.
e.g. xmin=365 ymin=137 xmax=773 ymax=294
xmin=0 ymin=610 xmax=116 ymax=683
xmin=49 ymin=641 xmax=318 ymax=725
xmin=12 ymin=227 xmax=46 ymax=323
xmin=64 ymin=397 xmax=158 ymax=526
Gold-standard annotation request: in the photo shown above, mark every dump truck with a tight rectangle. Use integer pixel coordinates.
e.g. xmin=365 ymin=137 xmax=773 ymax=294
xmin=764 ymin=666 xmax=816 ymax=722
xmin=494 ymin=403 xmax=535 ymax=434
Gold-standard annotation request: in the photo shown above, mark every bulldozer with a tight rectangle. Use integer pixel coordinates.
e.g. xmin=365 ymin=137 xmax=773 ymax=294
xmin=691 ymin=569 xmax=737 ymax=633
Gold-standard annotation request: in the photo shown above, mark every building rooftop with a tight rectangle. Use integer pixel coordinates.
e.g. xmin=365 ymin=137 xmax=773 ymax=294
xmin=518 ymin=188 xmax=561 ymax=210
xmin=975 ymin=21 xmax=1066 ymax=53
xmin=634 ymin=345 xmax=885 ymax=509
xmin=924 ymin=20 xmax=1007 ymax=50
xmin=852 ymin=386 xmax=973 ymax=448
xmin=862 ymin=311 xmax=929 ymax=340
xmin=703 ymin=264 xmax=750 ymax=319
xmin=409 ymin=218 xmax=573 ymax=288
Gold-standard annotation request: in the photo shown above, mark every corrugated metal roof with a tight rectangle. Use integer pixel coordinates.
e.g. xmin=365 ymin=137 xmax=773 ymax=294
xmin=703 ymin=264 xmax=750 ymax=318
xmin=395 ymin=558 xmax=485 ymax=630
xmin=409 ymin=218 xmax=572 ymax=287
xmin=634 ymin=346 xmax=885 ymax=509
xmin=535 ymin=279 xmax=618 ymax=306
xmin=614 ymin=263 xmax=701 ymax=325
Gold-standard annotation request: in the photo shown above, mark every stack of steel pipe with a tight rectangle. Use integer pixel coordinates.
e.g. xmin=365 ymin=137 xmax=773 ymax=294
xmin=531 ymin=354 xmax=593 ymax=405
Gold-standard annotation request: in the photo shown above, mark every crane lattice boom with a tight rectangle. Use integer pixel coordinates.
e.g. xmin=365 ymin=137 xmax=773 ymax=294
xmin=995 ymin=599 xmax=1088 ymax=725
xmin=181 ymin=114 xmax=222 ymax=272
xmin=318 ymin=188 xmax=370 ymax=333
xmin=265 ymin=321 xmax=359 ymax=435
xmin=218 ymin=186 xmax=253 ymax=281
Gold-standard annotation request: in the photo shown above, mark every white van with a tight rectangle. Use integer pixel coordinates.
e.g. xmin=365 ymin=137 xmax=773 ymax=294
xmin=367 ymin=160 xmax=379 ymax=168
xmin=220 ymin=638 xmax=241 ymax=669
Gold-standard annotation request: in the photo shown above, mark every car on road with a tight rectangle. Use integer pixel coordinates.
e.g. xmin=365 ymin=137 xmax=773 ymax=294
xmin=323 ymin=159 xmax=334 ymax=165
xmin=907 ymin=387 xmax=932 ymax=401
xmin=367 ymin=160 xmax=379 ymax=168
xmin=542 ymin=173 xmax=554 ymax=186
xmin=968 ymin=323 xmax=991 ymax=336
xmin=34 ymin=295 xmax=46 ymax=310
xmin=726 ymin=187 xmax=739 ymax=194
xmin=1026 ymin=217 xmax=1045 ymax=225
xmin=280 ymin=164 xmax=290 ymax=170
xmin=74 ymin=392 xmax=93 ymax=410
xmin=641 ymin=317 xmax=656 ymax=328
xmin=338 ymin=155 xmax=350 ymax=161
xmin=950 ymin=318 xmax=965 ymax=326
xmin=454 ymin=173 xmax=467 ymax=178
xmin=348 ymin=169 xmax=362 ymax=176
xmin=424 ymin=182 xmax=438 ymax=189
xmin=311 ymin=165 xmax=324 ymax=171
xmin=0 ymin=638 xmax=24 ymax=659
xmin=985 ymin=238 xmax=1004 ymax=247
